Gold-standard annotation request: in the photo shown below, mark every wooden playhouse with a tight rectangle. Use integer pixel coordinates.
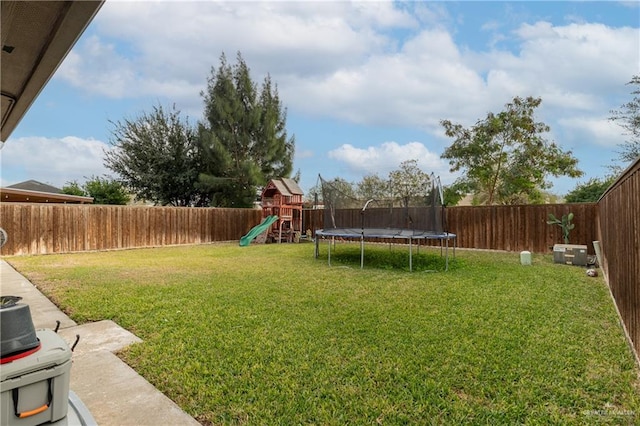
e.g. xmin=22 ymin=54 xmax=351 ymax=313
xmin=261 ymin=178 xmax=304 ymax=242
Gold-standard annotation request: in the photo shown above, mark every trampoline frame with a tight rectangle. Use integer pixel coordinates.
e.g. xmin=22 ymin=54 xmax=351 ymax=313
xmin=314 ymin=228 xmax=457 ymax=271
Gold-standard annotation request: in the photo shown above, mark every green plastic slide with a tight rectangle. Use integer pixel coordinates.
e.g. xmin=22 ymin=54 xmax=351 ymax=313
xmin=239 ymin=215 xmax=279 ymax=246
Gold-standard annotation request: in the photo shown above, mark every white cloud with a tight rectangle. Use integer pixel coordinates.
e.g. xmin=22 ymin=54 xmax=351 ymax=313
xmin=510 ymin=22 xmax=638 ymax=92
xmin=287 ymin=27 xmax=488 ymax=128
xmin=54 ymin=3 xmax=638 ymax=137
xmin=558 ymin=116 xmax=625 ymax=148
xmin=0 ymin=136 xmax=112 ymax=187
xmin=295 ymin=149 xmax=314 ymax=160
xmin=347 ymin=1 xmax=418 ymax=29
xmin=45 ymin=2 xmax=639 ymax=194
xmin=54 ymin=1 xmax=419 ymax=122
xmin=620 ymin=1 xmax=640 ymax=8
xmin=327 ymin=141 xmax=455 ymax=181
xmin=56 ymin=1 xmax=405 ymax=101
xmin=59 ymin=36 xmax=136 ymax=99
xmin=412 ymin=2 xmax=452 ymax=28
xmin=288 ymin=19 xmax=637 ymax=135
xmin=481 ymin=20 xmax=501 ymax=32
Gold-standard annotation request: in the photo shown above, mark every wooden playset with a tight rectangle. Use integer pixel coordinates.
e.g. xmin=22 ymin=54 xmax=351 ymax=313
xmin=260 ymin=178 xmax=304 ymax=242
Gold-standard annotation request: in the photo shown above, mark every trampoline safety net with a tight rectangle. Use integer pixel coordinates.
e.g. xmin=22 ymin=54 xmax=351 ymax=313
xmin=317 ymin=174 xmax=446 ymax=236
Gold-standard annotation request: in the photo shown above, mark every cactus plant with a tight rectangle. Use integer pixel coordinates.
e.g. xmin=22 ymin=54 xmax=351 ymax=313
xmin=547 ymin=212 xmax=575 ymax=244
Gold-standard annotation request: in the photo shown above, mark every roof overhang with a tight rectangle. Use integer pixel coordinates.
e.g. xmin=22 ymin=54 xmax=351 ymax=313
xmin=0 ymin=187 xmax=93 ymax=204
xmin=1 ymin=0 xmax=104 ymax=142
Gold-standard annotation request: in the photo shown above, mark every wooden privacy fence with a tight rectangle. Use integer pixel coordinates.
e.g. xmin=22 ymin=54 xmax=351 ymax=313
xmin=597 ymin=158 xmax=640 ymax=360
xmin=446 ymin=203 xmax=597 ymax=253
xmin=0 ymin=204 xmax=262 ymax=256
xmin=1 ymin=202 xmax=598 ymax=256
xmin=303 ymin=203 xmax=598 ymax=254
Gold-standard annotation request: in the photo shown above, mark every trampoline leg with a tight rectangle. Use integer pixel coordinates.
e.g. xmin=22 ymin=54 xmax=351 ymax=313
xmin=454 ymin=237 xmax=457 ymax=259
xmin=360 ymin=236 xmax=364 ymax=269
xmin=328 ymin=238 xmax=331 ymax=267
xmin=445 ymin=237 xmax=449 ymax=272
xmin=409 ymin=238 xmax=413 ymax=272
xmin=315 ymin=235 xmax=319 ymax=259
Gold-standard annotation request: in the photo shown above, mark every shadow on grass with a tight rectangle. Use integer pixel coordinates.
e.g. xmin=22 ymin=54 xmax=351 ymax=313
xmin=321 ymin=243 xmax=461 ymax=272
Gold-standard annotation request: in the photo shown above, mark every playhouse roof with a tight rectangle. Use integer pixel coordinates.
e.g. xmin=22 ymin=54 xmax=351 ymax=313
xmin=280 ymin=178 xmax=303 ymax=195
xmin=263 ymin=178 xmax=304 ymax=197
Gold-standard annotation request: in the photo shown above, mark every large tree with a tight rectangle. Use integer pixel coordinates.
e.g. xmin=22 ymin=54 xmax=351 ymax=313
xmin=83 ymin=176 xmax=130 ymax=205
xmin=199 ymin=52 xmax=295 ymax=207
xmin=316 ymin=177 xmax=360 ymax=211
xmin=62 ymin=176 xmax=130 ymax=205
xmin=356 ymin=174 xmax=389 ymax=200
xmin=61 ymin=181 xmax=85 ymax=197
xmin=441 ymin=96 xmax=583 ymax=205
xmin=565 ymin=175 xmax=616 ymax=203
xmin=104 ymin=104 xmax=207 ymax=206
xmin=442 ymin=181 xmax=471 ymax=206
xmin=609 ymin=75 xmax=640 ymax=164
xmin=388 ymin=159 xmax=432 ymax=206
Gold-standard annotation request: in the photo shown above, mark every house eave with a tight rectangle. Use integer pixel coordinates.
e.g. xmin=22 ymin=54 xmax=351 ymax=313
xmin=0 ymin=187 xmax=94 ymax=203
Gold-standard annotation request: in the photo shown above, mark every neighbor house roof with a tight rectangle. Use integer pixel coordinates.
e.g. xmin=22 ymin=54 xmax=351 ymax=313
xmin=7 ymin=179 xmax=63 ymax=194
xmin=1 ymin=180 xmax=93 ymax=203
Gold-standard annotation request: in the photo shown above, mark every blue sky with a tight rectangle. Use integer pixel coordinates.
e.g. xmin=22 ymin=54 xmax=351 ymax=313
xmin=1 ymin=1 xmax=638 ymax=199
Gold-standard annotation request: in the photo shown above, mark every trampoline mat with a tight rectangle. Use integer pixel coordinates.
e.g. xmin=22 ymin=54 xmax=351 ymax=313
xmin=316 ymin=228 xmax=456 ymax=240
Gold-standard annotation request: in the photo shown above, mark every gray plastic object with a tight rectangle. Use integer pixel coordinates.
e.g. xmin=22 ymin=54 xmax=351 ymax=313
xmin=0 ymin=301 xmax=39 ymax=358
xmin=1 ymin=329 xmax=72 ymax=425
xmin=65 ymin=391 xmax=98 ymax=426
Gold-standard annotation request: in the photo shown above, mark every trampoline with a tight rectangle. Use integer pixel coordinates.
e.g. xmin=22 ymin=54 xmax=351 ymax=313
xmin=313 ymin=174 xmax=457 ymax=271
xmin=314 ymin=228 xmax=456 ymax=271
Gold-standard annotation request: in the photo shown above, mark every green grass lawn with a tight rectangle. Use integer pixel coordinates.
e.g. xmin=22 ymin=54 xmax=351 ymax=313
xmin=6 ymin=242 xmax=640 ymax=425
